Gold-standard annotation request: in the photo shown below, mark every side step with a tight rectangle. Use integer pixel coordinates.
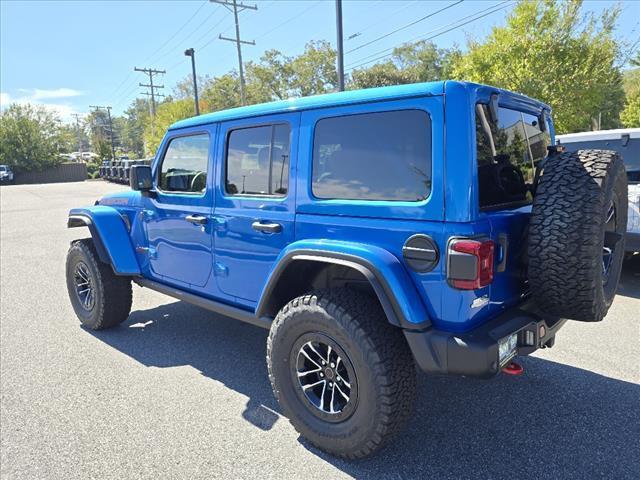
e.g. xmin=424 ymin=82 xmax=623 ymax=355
xmin=134 ymin=278 xmax=272 ymax=330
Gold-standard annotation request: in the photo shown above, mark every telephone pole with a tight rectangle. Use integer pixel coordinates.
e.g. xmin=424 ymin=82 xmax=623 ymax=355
xmin=71 ymin=113 xmax=83 ymax=160
xmin=89 ymin=105 xmax=116 ymax=161
xmin=210 ymin=0 xmax=257 ymax=106
xmin=134 ymin=67 xmax=165 ymax=116
xmin=335 ymin=0 xmax=345 ymax=91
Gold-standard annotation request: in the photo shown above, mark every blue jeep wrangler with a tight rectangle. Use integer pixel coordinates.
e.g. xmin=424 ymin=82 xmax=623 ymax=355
xmin=65 ymin=81 xmax=628 ymax=458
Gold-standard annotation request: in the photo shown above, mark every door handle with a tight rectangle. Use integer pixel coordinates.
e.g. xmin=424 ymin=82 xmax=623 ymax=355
xmin=185 ymin=214 xmax=208 ymax=225
xmin=252 ymin=221 xmax=282 ymax=234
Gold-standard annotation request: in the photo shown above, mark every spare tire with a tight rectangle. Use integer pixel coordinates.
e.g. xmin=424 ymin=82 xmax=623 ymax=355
xmin=528 ymin=149 xmax=627 ymax=322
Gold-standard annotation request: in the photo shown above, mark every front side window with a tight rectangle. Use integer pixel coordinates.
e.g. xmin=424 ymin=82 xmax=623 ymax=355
xmin=226 ymin=124 xmax=290 ymax=196
xmin=159 ymin=134 xmax=209 ymax=193
xmin=312 ymin=110 xmax=431 ymax=202
xmin=476 ymin=104 xmax=551 ymax=209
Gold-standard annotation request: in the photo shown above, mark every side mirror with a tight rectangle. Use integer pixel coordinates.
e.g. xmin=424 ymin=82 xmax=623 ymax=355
xmin=130 ymin=165 xmax=153 ymax=192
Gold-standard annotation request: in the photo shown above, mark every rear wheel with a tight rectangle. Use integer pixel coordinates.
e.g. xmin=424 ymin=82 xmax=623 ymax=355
xmin=528 ymin=149 xmax=627 ymax=321
xmin=66 ymin=239 xmax=132 ymax=329
xmin=267 ymin=290 xmax=416 ymax=459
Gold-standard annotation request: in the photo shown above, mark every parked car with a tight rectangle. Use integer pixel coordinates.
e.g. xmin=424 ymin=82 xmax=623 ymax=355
xmin=98 ymin=161 xmax=110 ymax=179
xmin=624 ymin=169 xmax=640 ymax=254
xmin=557 ymin=128 xmax=639 ymax=253
xmin=65 ymin=81 xmax=627 ymax=458
xmin=0 ymin=164 xmax=14 ymax=183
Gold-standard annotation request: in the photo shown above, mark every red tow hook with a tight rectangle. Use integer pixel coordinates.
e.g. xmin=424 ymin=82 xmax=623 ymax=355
xmin=502 ymin=361 xmax=524 ymax=376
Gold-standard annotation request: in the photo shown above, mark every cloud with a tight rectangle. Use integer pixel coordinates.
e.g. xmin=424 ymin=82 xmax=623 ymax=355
xmin=0 ymin=88 xmax=84 ymax=122
xmin=32 ymin=88 xmax=83 ymax=100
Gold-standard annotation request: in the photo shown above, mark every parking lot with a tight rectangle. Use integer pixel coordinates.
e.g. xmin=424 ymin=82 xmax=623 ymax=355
xmin=1 ymin=181 xmax=639 ymax=479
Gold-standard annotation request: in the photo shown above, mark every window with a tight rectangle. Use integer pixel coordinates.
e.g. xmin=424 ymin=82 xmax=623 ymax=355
xmin=159 ymin=134 xmax=210 ymax=193
xmin=475 ymin=104 xmax=551 ymax=209
xmin=312 ymin=110 xmax=431 ymax=202
xmin=226 ymin=124 xmax=290 ymax=196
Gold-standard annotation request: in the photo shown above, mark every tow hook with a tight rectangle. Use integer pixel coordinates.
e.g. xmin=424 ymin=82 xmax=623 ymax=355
xmin=502 ymin=361 xmax=524 ymax=376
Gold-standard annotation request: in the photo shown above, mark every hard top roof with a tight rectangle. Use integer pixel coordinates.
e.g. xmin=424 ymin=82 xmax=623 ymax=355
xmin=169 ymin=80 xmax=550 ymax=130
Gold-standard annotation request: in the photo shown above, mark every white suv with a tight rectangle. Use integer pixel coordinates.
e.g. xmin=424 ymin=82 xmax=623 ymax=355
xmin=557 ymin=128 xmax=640 ymax=253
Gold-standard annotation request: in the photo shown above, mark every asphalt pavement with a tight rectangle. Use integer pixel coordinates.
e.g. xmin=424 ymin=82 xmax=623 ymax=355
xmin=1 ymin=181 xmax=639 ymax=480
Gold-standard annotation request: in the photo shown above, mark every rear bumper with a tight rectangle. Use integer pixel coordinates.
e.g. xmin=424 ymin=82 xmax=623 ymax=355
xmin=404 ymin=299 xmax=566 ymax=379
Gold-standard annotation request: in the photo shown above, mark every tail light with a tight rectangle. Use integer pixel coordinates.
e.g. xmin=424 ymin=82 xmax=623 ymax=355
xmin=447 ymin=239 xmax=495 ymax=290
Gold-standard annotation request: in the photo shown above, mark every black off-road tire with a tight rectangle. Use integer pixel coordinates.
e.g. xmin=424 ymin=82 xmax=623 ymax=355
xmin=528 ymin=149 xmax=627 ymax=322
xmin=66 ymin=239 xmax=132 ymax=329
xmin=267 ymin=289 xmax=416 ymax=459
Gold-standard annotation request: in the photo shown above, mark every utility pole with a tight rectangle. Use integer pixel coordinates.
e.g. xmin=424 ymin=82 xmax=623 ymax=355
xmin=184 ymin=48 xmax=200 ymax=115
xmin=335 ymin=0 xmax=345 ymax=91
xmin=89 ymin=105 xmax=116 ymax=161
xmin=210 ymin=0 xmax=257 ymax=106
xmin=134 ymin=67 xmax=165 ymax=116
xmin=71 ymin=113 xmax=83 ymax=161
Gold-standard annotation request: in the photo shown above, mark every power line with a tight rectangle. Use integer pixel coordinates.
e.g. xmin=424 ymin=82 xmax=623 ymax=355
xmin=346 ymin=1 xmax=512 ymax=71
xmin=346 ymin=0 xmax=464 ymax=55
xmin=211 ymin=0 xmax=258 ymax=106
xmin=347 ymin=0 xmax=419 ymax=41
xmin=134 ymin=67 xmax=166 ymax=116
xmin=254 ymin=1 xmax=323 ymax=41
xmin=104 ymin=1 xmax=207 ymax=104
xmin=143 ymin=0 xmax=209 ymax=64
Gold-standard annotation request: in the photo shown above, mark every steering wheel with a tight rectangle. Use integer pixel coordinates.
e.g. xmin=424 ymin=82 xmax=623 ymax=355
xmin=190 ymin=171 xmax=206 ymax=191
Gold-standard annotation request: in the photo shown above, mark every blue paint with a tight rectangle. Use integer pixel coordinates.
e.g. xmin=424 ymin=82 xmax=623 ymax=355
xmin=70 ymin=80 xmax=553 ymax=334
xmin=69 ymin=206 xmax=140 ymax=276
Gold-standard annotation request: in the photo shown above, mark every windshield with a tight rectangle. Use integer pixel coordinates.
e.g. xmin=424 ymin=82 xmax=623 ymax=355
xmin=0 ymin=166 xmax=7 ymax=172
xmin=476 ymin=104 xmax=551 ymax=209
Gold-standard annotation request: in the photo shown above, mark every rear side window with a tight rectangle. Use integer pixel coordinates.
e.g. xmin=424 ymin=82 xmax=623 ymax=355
xmin=159 ymin=134 xmax=209 ymax=193
xmin=476 ymin=104 xmax=551 ymax=209
xmin=226 ymin=124 xmax=290 ymax=196
xmin=312 ymin=110 xmax=431 ymax=201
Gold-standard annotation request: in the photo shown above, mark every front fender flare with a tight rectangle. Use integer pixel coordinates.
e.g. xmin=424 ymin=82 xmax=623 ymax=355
xmin=257 ymin=240 xmax=431 ymax=331
xmin=68 ymin=206 xmax=140 ymax=276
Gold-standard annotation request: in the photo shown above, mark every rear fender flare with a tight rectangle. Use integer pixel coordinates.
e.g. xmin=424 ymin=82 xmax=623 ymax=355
xmin=67 ymin=206 xmax=140 ymax=276
xmin=257 ymin=240 xmax=431 ymax=330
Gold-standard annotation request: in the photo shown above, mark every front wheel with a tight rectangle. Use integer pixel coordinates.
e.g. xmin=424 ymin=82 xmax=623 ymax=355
xmin=66 ymin=239 xmax=132 ymax=329
xmin=267 ymin=290 xmax=416 ymax=459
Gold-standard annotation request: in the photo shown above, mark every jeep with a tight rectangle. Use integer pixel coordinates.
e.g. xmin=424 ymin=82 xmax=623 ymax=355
xmin=65 ymin=81 xmax=628 ymax=458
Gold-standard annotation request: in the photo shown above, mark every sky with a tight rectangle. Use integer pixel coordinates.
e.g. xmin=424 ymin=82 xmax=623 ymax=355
xmin=1 ymin=0 xmax=638 ymax=121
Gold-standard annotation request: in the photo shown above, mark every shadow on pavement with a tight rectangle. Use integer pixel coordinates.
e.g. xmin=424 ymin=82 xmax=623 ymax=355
xmin=88 ymin=299 xmax=640 ymax=479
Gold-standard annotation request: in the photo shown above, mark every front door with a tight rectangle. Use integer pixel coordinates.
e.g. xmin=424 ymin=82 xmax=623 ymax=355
xmin=144 ymin=129 xmax=215 ymax=287
xmin=213 ymin=113 xmax=299 ymax=302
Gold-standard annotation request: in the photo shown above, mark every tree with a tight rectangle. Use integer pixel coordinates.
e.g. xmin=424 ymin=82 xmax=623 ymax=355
xmin=0 ymin=103 xmax=67 ymax=172
xmin=143 ymin=98 xmax=195 ymax=155
xmin=289 ymin=40 xmax=338 ymax=96
xmin=451 ymin=0 xmax=625 ymax=133
xmin=121 ymin=98 xmax=150 ymax=158
xmin=621 ymin=67 xmax=640 ymax=127
xmin=350 ymin=41 xmax=458 ymax=89
xmin=246 ymin=49 xmax=293 ymax=100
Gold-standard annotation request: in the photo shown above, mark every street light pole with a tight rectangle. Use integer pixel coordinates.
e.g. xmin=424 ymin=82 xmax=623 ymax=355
xmin=184 ymin=48 xmax=200 ymax=116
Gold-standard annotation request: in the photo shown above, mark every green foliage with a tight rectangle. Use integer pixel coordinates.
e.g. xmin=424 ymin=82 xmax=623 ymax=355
xmin=621 ymin=68 xmax=640 ymax=127
xmin=0 ymin=103 xmax=67 ymax=172
xmin=350 ymin=41 xmax=459 ymax=89
xmin=143 ymin=98 xmax=195 ymax=155
xmin=121 ymin=98 xmax=149 ymax=158
xmin=451 ymin=0 xmax=625 ymax=133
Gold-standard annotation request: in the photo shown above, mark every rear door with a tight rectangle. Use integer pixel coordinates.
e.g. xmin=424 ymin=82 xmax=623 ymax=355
xmin=475 ymin=102 xmax=552 ymax=310
xmin=213 ymin=113 xmax=299 ymax=303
